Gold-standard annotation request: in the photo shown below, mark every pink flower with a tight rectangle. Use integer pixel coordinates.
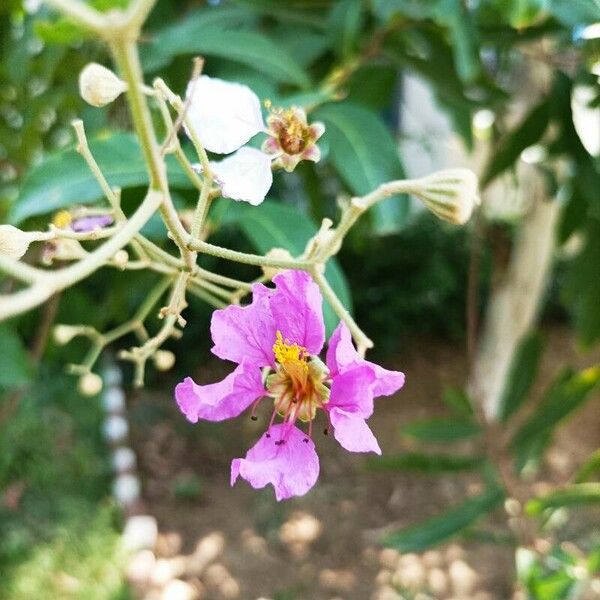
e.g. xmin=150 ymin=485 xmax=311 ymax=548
xmin=174 ymin=270 xmax=404 ymax=500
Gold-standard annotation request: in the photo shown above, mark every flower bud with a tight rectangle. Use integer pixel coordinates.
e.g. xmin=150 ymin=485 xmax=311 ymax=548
xmin=0 ymin=224 xmax=40 ymax=259
xmin=78 ymin=372 xmax=103 ymax=396
xmin=262 ymin=247 xmax=294 ymax=280
xmin=414 ymin=169 xmax=480 ymax=225
xmin=112 ymin=249 xmax=129 ymax=269
xmin=153 ymin=350 xmax=175 ymax=372
xmin=79 ymin=63 xmax=127 ymax=108
xmin=53 ymin=324 xmax=81 ymax=346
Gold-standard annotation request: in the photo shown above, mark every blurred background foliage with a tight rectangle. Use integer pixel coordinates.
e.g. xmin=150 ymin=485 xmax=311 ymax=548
xmin=1 ymin=0 xmax=600 ymax=598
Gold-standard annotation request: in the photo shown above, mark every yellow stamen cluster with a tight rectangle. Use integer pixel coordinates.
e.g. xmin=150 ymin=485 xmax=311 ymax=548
xmin=273 ymin=331 xmax=308 ymax=374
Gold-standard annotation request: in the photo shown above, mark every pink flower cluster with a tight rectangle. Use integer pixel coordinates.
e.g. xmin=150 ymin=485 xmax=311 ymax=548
xmin=175 ymin=270 xmax=404 ymax=500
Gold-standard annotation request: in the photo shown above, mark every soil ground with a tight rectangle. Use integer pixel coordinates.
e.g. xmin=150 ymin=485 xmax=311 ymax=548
xmin=128 ymin=327 xmax=600 ymax=600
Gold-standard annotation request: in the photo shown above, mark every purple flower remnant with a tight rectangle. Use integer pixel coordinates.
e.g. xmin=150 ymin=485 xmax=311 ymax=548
xmin=70 ymin=214 xmax=114 ymax=232
xmin=174 ymin=270 xmax=405 ymax=501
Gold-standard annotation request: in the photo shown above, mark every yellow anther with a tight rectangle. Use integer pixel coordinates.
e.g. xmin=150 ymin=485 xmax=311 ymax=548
xmin=53 ymin=210 xmax=72 ymax=229
xmin=273 ymin=331 xmax=308 ymax=373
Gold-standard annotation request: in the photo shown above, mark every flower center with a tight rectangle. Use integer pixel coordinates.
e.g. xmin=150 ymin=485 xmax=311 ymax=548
xmin=277 ymin=111 xmax=309 ymax=155
xmin=267 ymin=331 xmax=330 ymax=423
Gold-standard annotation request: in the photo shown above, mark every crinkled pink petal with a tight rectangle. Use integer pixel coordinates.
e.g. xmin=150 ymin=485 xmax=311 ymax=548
xmin=329 ymin=407 xmax=381 ymax=454
xmin=270 ymin=270 xmax=325 ymax=355
xmin=326 ymin=322 xmax=405 ymax=396
xmin=328 ymin=365 xmax=376 ymax=417
xmin=211 ymin=286 xmax=277 ymax=368
xmin=231 ymin=424 xmax=319 ymax=500
xmin=175 ymin=361 xmax=264 ymax=423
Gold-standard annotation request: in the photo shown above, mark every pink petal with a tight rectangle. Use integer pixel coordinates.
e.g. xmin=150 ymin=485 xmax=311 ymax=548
xmin=328 ymin=365 xmax=376 ymax=417
xmin=326 ymin=322 xmax=405 ymax=396
xmin=211 ymin=286 xmax=277 ymax=368
xmin=308 ymin=121 xmax=325 ymax=141
xmin=175 ymin=361 xmax=264 ymax=423
xmin=270 ymin=270 xmax=325 ymax=355
xmin=231 ymin=424 xmax=319 ymax=500
xmin=329 ymin=407 xmax=381 ymax=454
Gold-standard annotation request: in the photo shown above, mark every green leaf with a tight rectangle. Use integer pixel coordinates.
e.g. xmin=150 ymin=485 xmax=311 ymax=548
xmin=313 ymin=102 xmax=409 ymax=234
xmin=526 ymin=483 xmax=600 ymax=515
xmin=328 ymin=0 xmax=364 ymax=58
xmin=402 ymin=417 xmax=481 ymax=442
xmin=222 ymin=202 xmax=352 ymax=335
xmin=142 ymin=22 xmax=310 ymax=87
xmin=574 ymin=449 xmax=600 ymax=483
xmin=481 ymin=99 xmax=550 ymax=187
xmin=512 ymin=366 xmax=600 ymax=449
xmin=433 ymin=0 xmax=481 ymax=82
xmin=564 ymin=218 xmax=600 ymax=346
xmin=548 ymin=0 xmax=600 ymax=26
xmin=498 ymin=332 xmax=544 ymax=422
xmin=10 ymin=132 xmax=194 ymax=224
xmin=384 ymin=486 xmax=504 ymax=551
xmin=0 ymin=325 xmax=32 ymax=390
xmin=371 ymin=0 xmax=432 ymax=20
xmin=442 ymin=386 xmax=474 ymax=416
xmin=367 ymin=452 xmax=482 ymax=473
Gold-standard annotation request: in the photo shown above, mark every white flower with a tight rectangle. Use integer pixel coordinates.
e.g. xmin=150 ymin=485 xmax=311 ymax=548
xmin=185 ymin=76 xmax=264 ymax=154
xmin=414 ymin=169 xmax=480 ymax=225
xmin=210 ymin=147 xmax=273 ymax=206
xmin=79 ymin=63 xmax=127 ymax=108
xmin=185 ymin=75 xmax=274 ymax=206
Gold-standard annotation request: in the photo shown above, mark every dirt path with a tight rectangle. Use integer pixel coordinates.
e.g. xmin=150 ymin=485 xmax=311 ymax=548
xmin=128 ymin=327 xmax=600 ymax=600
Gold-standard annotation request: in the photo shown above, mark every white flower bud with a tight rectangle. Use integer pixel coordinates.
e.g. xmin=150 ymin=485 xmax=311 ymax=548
xmin=53 ymin=324 xmax=81 ymax=346
xmin=153 ymin=350 xmax=175 ymax=372
xmin=78 ymin=372 xmax=103 ymax=396
xmin=0 ymin=224 xmax=42 ymax=259
xmin=414 ymin=169 xmax=480 ymax=225
xmin=112 ymin=249 xmax=129 ymax=269
xmin=262 ymin=247 xmax=294 ymax=280
xmin=79 ymin=63 xmax=127 ymax=108
xmin=112 ymin=447 xmax=137 ymax=473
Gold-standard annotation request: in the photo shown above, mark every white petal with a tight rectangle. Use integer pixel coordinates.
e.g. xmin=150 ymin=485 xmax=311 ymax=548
xmin=211 ymin=147 xmax=273 ymax=206
xmin=571 ymin=85 xmax=600 ymax=157
xmin=185 ymin=76 xmax=264 ymax=154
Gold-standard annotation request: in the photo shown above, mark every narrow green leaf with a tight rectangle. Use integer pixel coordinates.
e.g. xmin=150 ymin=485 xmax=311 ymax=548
xmin=10 ymin=133 xmax=193 ymax=224
xmin=574 ymin=449 xmax=600 ymax=483
xmin=402 ymin=417 xmax=481 ymax=442
xmin=481 ymin=99 xmax=550 ymax=187
xmin=526 ymin=483 xmax=600 ymax=515
xmin=313 ymin=102 xmax=409 ymax=234
xmin=498 ymin=332 xmax=544 ymax=422
xmin=0 ymin=325 xmax=32 ymax=390
xmin=142 ymin=26 xmax=310 ymax=87
xmin=367 ymin=452 xmax=482 ymax=473
xmin=512 ymin=366 xmax=600 ymax=449
xmin=442 ymin=387 xmax=474 ymax=416
xmin=222 ymin=202 xmax=351 ymax=335
xmin=328 ymin=0 xmax=364 ymax=58
xmin=384 ymin=487 xmax=504 ymax=552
